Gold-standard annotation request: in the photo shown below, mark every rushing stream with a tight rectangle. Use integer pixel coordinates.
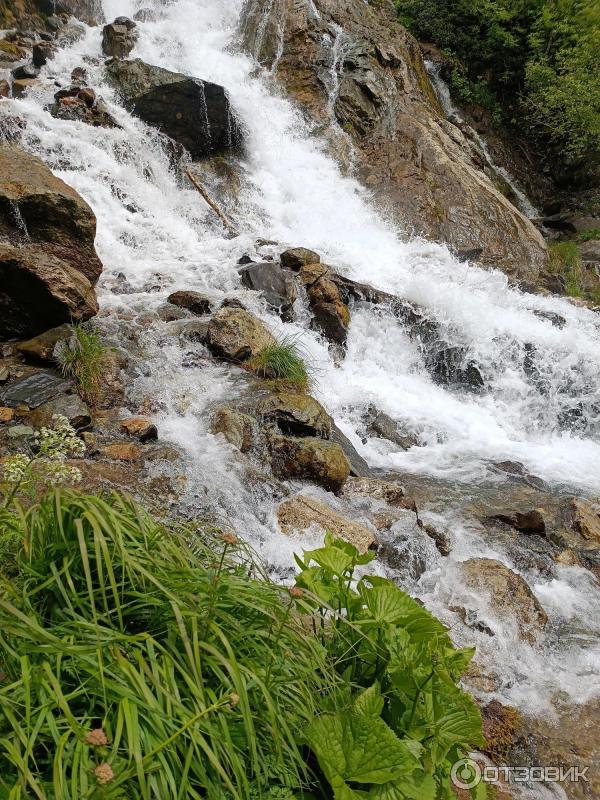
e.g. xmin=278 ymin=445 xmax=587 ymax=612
xmin=3 ymin=0 xmax=600 ymax=784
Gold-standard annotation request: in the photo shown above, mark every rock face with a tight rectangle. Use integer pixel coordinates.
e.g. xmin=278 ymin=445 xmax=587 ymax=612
xmin=0 ymin=146 xmax=101 ymax=338
xmin=207 ymin=307 xmax=276 ymax=361
xmin=459 ymin=558 xmax=548 ymax=643
xmin=105 ymin=59 xmax=242 ymax=160
xmin=277 ymin=495 xmax=376 ymax=553
xmin=243 ymin=0 xmax=548 ymax=280
xmin=269 ymin=434 xmax=350 ymax=493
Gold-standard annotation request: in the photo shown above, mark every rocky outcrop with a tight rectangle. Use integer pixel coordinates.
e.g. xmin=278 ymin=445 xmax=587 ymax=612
xmin=207 ymin=307 xmax=275 ymax=361
xmin=105 ymin=59 xmax=242 ymax=160
xmin=277 ymin=494 xmax=376 ymax=552
xmin=0 ymin=146 xmax=101 ymax=338
xmin=242 ymin=0 xmax=548 ymax=280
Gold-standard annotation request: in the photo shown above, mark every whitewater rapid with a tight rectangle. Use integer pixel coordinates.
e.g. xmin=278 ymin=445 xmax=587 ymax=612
xmin=4 ymin=0 xmax=600 ymax=728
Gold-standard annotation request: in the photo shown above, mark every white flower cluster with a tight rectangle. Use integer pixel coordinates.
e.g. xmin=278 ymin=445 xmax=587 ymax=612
xmin=2 ymin=415 xmax=85 ymax=491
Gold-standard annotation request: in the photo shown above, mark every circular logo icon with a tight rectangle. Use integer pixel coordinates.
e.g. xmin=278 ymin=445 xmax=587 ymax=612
xmin=451 ymin=758 xmax=482 ymax=790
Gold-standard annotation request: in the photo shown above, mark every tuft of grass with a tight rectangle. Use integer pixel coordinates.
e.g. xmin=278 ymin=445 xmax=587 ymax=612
xmin=577 ymin=228 xmax=600 ymax=243
xmin=248 ymin=337 xmax=312 ymax=391
xmin=54 ymin=324 xmax=108 ymax=407
xmin=548 ymin=241 xmax=585 ymax=297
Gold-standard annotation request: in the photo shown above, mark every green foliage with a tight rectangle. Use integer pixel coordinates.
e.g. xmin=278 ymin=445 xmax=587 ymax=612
xmin=0 ymin=490 xmax=334 ymax=799
xmin=0 ymin=497 xmax=483 ymax=799
xmin=248 ymin=337 xmax=311 ymax=391
xmin=295 ymin=534 xmax=484 ymax=800
xmin=54 ymin=324 xmax=108 ymax=407
xmin=396 ymin=0 xmax=600 ymax=179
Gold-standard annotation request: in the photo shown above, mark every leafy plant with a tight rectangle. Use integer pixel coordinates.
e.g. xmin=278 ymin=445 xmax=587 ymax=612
xmin=295 ymin=533 xmax=485 ymax=800
xmin=54 ymin=324 xmax=108 ymax=407
xmin=248 ymin=336 xmax=312 ymax=391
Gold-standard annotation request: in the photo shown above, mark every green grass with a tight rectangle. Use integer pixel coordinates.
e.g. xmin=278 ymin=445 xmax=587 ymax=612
xmin=577 ymin=228 xmax=600 ymax=243
xmin=248 ymin=337 xmax=311 ymax=391
xmin=549 ymin=241 xmax=585 ymax=298
xmin=0 ymin=492 xmax=484 ymax=799
xmin=54 ymin=324 xmax=108 ymax=407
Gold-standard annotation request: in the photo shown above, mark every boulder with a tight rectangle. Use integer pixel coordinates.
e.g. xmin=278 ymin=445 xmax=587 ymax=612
xmin=277 ymin=495 xmax=375 ymax=553
xmin=11 ymin=63 xmax=40 ymax=80
xmin=269 ymin=434 xmax=350 ymax=493
xmin=0 ymin=369 xmax=73 ymax=409
xmin=491 ymin=509 xmax=546 ymax=535
xmin=280 ymin=247 xmax=320 ymax=271
xmin=165 ymin=318 xmax=210 ymax=343
xmin=16 ymin=323 xmax=72 ymax=363
xmin=302 ymin=272 xmax=350 ymax=344
xmin=239 ymin=261 xmax=297 ymax=316
xmin=206 ymin=307 xmax=276 ymax=361
xmin=102 ymin=18 xmax=137 ymax=59
xmin=0 ymin=80 xmax=9 ymax=98
xmin=167 ymin=290 xmax=212 ymax=315
xmin=0 ymin=145 xmax=106 ymax=284
xmin=100 ymin=442 xmax=141 ymax=462
xmin=330 ymin=423 xmax=374 ymax=477
xmin=559 ymin=498 xmax=600 ymax=549
xmin=211 ymin=407 xmax=255 ymax=452
xmin=105 ymin=59 xmax=242 ymax=160
xmin=0 ymin=243 xmax=98 ymax=339
xmin=243 ymin=0 xmax=548 ymax=281
xmin=120 ymin=416 xmax=158 ymax=442
xmin=32 ymin=41 xmax=55 ymax=67
xmin=258 ymin=392 xmax=331 ymax=437
xmin=28 ymin=393 xmax=91 ymax=430
xmin=12 ymin=78 xmax=40 ymax=98
xmin=458 ymin=558 xmax=548 ymax=643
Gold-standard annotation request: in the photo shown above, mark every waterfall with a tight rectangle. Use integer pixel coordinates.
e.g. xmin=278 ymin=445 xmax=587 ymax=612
xmin=425 ymin=60 xmax=540 ymax=220
xmin=5 ymin=0 xmax=600 ymax=726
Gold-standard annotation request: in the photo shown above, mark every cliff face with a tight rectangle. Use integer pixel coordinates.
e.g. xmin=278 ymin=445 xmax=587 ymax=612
xmin=241 ymin=0 xmax=548 ymax=282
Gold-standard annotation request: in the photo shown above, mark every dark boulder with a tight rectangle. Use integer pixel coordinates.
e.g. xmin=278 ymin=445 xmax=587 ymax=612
xmin=167 ymin=290 xmax=212 ymax=315
xmin=48 ymin=85 xmax=118 ymax=128
xmin=105 ymin=58 xmax=242 ymax=160
xmin=280 ymin=247 xmax=320 ymax=270
xmin=239 ymin=261 xmax=297 ymax=316
xmin=32 ymin=41 xmax=55 ymax=67
xmin=11 ymin=63 xmax=40 ymax=80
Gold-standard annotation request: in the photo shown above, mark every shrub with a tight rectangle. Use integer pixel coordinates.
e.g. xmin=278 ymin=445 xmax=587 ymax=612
xmin=0 ymin=494 xmax=484 ymax=799
xmin=248 ymin=337 xmax=311 ymax=391
xmin=54 ymin=324 xmax=108 ymax=407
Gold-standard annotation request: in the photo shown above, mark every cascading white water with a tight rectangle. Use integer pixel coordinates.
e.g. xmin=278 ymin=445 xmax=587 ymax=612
xmin=425 ymin=60 xmax=540 ymax=220
xmin=4 ymin=0 xmax=600 ymax=744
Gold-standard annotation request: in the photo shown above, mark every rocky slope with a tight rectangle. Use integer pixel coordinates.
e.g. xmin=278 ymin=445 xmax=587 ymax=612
xmin=241 ymin=0 xmax=548 ymax=282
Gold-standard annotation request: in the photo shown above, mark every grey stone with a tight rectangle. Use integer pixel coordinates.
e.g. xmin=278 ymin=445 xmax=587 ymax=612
xmin=7 ymin=425 xmax=34 ymax=439
xmin=0 ymin=370 xmax=73 ymax=409
xmin=239 ymin=261 xmax=297 ymax=315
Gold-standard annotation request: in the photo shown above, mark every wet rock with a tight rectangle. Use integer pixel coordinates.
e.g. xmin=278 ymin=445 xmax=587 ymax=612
xmin=165 ymin=318 xmax=210 ymax=343
xmin=52 ymin=0 xmax=105 ymax=25
xmin=0 ymin=80 xmax=9 ymax=98
xmin=220 ymin=297 xmax=246 ymax=310
xmin=343 ymin=476 xmax=407 ymax=506
xmin=305 ymin=274 xmax=350 ymax=344
xmin=105 ymin=58 xmax=242 ymax=160
xmin=12 ymin=78 xmax=41 ymax=97
xmin=277 ymin=494 xmax=375 ymax=553
xmin=16 ymin=323 xmax=72 ymax=364
xmin=121 ymin=416 xmax=158 ymax=442
xmin=99 ymin=442 xmax=141 ymax=461
xmin=94 ymin=350 xmax=125 ymax=410
xmin=12 ymin=63 xmax=40 ymax=80
xmin=490 ymin=460 xmax=548 ymax=490
xmin=0 ymin=242 xmax=99 ymax=340
xmin=481 ymin=700 xmax=520 ymax=764
xmin=422 ymin=522 xmax=451 ymax=556
xmin=167 ymin=290 xmax=212 ymax=315
xmin=428 ymin=346 xmax=484 ymax=389
xmin=258 ymin=392 xmax=331 ymax=438
xmin=56 ymin=21 xmax=86 ymax=46
xmin=0 ymin=407 xmax=14 ymax=423
xmin=32 ymin=41 xmax=55 ymax=67
xmin=0 ymin=369 xmax=73 ymax=409
xmin=280 ymin=247 xmax=320 ymax=271
xmin=269 ymin=434 xmax=350 ymax=493
xmin=558 ymin=497 xmax=600 ymax=548
xmin=244 ymin=0 xmax=548 ymax=281
xmin=0 ymin=145 xmax=102 ymax=337
xmin=102 ymin=18 xmax=137 ymax=60
xmin=211 ymin=407 xmax=255 ymax=452
xmin=156 ymin=303 xmax=191 ymax=322
xmin=297 ymin=262 xmax=329 ymax=287
xmin=491 ymin=509 xmax=546 ymax=535
xmin=28 ymin=393 xmax=91 ymax=430
xmin=330 ymin=423 xmax=374 ymax=478
xmin=133 ymin=8 xmax=159 ymax=22
xmin=459 ymin=558 xmax=548 ymax=643
xmin=364 ymin=407 xmax=420 ymax=450
xmin=8 ymin=424 xmax=34 ymax=439
xmin=239 ymin=261 xmax=297 ymax=317
xmin=48 ymin=85 xmax=118 ymax=128
xmin=206 ymin=307 xmax=276 ymax=361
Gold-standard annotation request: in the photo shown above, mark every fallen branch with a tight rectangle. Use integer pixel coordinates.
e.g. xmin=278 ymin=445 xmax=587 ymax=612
xmin=185 ymin=168 xmax=238 ymax=236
